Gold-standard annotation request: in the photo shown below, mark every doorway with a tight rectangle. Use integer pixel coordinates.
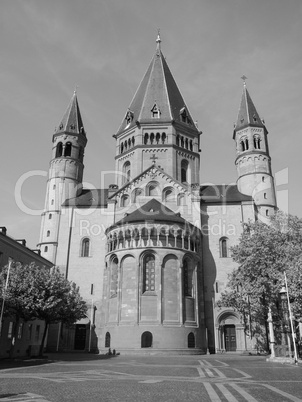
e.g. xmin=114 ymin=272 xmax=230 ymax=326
xmin=74 ymin=324 xmax=86 ymax=350
xmin=141 ymin=331 xmax=153 ymax=348
xmin=224 ymin=325 xmax=236 ymax=351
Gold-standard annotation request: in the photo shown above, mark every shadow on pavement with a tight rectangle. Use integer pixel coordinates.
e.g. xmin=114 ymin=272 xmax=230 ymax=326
xmin=0 ymin=352 xmax=118 ymax=370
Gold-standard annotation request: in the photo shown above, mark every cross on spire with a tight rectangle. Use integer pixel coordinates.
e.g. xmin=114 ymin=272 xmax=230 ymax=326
xmin=156 ymin=29 xmax=161 ymax=51
xmin=150 ymin=154 xmax=158 ymax=165
xmin=241 ymin=75 xmax=247 ymax=86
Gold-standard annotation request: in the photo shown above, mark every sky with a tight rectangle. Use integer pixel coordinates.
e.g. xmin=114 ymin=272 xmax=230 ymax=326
xmin=0 ymin=0 xmax=301 ymax=249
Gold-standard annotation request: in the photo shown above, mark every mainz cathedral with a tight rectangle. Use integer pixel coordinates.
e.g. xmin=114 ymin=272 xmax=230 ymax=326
xmin=38 ymin=34 xmax=277 ymax=354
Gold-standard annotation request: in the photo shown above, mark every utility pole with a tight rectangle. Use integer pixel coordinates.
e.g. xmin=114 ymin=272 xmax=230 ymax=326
xmin=0 ymin=258 xmax=13 ymax=334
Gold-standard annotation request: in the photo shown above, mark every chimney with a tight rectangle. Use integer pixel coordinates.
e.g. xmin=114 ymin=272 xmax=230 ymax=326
xmin=16 ymin=239 xmax=26 ymax=247
xmin=0 ymin=227 xmax=7 ymax=235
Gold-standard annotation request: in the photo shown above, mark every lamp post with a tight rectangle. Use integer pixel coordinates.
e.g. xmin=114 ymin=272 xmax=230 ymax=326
xmin=0 ymin=258 xmax=13 ymax=334
xmin=280 ymin=272 xmax=298 ymax=364
xmin=267 ymin=305 xmax=276 ymax=358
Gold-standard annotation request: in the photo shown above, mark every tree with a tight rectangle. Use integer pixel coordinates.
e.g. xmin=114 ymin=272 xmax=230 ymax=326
xmin=217 ymin=211 xmax=302 ymax=349
xmin=0 ymin=263 xmax=87 ymax=357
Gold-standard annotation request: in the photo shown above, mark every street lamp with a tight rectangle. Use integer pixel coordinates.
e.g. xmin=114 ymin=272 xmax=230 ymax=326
xmin=280 ymin=272 xmax=298 ymax=364
xmin=279 ymin=286 xmax=290 ymax=352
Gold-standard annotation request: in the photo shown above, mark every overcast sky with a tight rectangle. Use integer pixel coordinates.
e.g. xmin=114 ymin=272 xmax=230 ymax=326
xmin=0 ymin=0 xmax=301 ymax=248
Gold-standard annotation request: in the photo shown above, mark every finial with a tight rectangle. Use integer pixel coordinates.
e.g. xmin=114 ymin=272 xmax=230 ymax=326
xmin=241 ymin=75 xmax=247 ymax=87
xmin=156 ymin=29 xmax=161 ymax=51
xmin=74 ymin=85 xmax=79 ymax=95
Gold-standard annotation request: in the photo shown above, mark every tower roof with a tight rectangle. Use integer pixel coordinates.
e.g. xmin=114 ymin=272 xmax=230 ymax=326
xmin=233 ymin=81 xmax=266 ymax=137
xmin=116 ymin=35 xmax=198 ymax=135
xmin=55 ymin=91 xmax=86 ymax=136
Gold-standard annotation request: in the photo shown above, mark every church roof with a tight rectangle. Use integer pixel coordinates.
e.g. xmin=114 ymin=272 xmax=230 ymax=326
xmin=116 ymin=35 xmax=199 ymax=135
xmin=62 ymin=186 xmax=251 ymax=208
xmin=54 ymin=91 xmax=86 ymax=136
xmin=200 ymin=184 xmax=252 ymax=203
xmin=233 ymin=81 xmax=267 ymax=138
xmin=112 ymin=198 xmax=192 ymax=227
xmin=62 ymin=189 xmax=108 ymax=208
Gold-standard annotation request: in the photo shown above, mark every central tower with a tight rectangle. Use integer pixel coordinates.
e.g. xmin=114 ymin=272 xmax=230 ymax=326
xmin=114 ymin=34 xmax=201 ymax=187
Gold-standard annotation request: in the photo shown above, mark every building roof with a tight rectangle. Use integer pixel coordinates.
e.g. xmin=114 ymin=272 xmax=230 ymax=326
xmin=0 ymin=229 xmax=53 ymax=268
xmin=116 ymin=35 xmax=199 ymax=135
xmin=233 ymin=82 xmax=267 ymax=137
xmin=200 ymin=184 xmax=253 ymax=203
xmin=113 ymin=198 xmax=191 ymax=227
xmin=54 ymin=91 xmax=86 ymax=136
xmin=63 ymin=189 xmax=108 ymax=208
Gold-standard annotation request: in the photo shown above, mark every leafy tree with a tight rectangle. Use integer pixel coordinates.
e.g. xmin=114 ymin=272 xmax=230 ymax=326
xmin=0 ymin=263 xmax=87 ymax=357
xmin=217 ymin=211 xmax=302 ymax=349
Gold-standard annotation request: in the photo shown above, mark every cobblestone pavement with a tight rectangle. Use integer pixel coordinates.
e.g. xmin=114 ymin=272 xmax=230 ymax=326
xmin=0 ymin=354 xmax=302 ymax=401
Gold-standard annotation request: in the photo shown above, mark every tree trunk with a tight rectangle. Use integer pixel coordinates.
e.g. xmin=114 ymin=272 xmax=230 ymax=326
xmin=39 ymin=321 xmax=49 ymax=357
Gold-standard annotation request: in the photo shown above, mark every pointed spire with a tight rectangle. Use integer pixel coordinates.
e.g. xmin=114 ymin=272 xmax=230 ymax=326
xmin=116 ymin=35 xmax=198 ymax=135
xmin=55 ymin=91 xmax=86 ymax=136
xmin=234 ymin=78 xmax=266 ymax=133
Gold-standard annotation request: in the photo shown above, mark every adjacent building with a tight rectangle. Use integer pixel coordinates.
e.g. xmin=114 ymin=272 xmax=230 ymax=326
xmin=0 ymin=227 xmax=53 ymax=358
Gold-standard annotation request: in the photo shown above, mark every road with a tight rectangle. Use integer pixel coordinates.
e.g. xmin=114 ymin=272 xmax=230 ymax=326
xmin=0 ymin=353 xmax=301 ymax=401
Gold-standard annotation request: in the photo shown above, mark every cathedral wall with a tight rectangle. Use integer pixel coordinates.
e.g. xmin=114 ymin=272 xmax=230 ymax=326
xmin=200 ymin=202 xmax=251 ymax=352
xmin=55 ymin=206 xmax=112 ymax=325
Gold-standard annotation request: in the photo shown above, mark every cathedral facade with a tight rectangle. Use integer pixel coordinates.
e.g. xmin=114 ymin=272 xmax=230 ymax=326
xmin=38 ymin=36 xmax=276 ymax=354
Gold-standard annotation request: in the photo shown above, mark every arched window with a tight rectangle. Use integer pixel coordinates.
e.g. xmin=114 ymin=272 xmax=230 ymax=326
xmin=44 ymin=246 xmax=48 ymax=252
xmin=141 ymin=331 xmax=153 ymax=348
xmin=121 ymin=195 xmax=130 ymax=207
xmin=240 ymin=140 xmax=245 ymax=151
xmin=46 ymin=230 xmax=50 ymax=237
xmin=144 ymin=133 xmax=149 ymax=145
xmin=163 ymin=188 xmax=174 ymax=202
xmin=181 ymin=160 xmax=189 ymax=183
xmin=176 ymin=135 xmax=180 ymax=147
xmin=177 ymin=193 xmax=185 ymax=206
xmin=132 ymin=188 xmax=143 ymax=203
xmin=64 ymin=142 xmax=72 ymax=157
xmin=254 ymin=136 xmax=261 ymax=149
xmin=188 ymin=332 xmax=195 ymax=348
xmin=183 ymin=258 xmax=193 ymax=297
xmin=105 ymin=332 xmax=111 ymax=348
xmin=185 ymin=138 xmax=188 ymax=149
xmin=245 ymin=138 xmax=249 ymax=150
xmin=147 ymin=181 xmax=160 ymax=196
xmin=190 ymin=140 xmax=193 ymax=151
xmin=56 ymin=142 xmax=63 ymax=158
xmin=162 ymin=132 xmax=166 ymax=144
xmin=150 ymin=133 xmax=155 ymax=144
xmin=123 ymin=161 xmax=131 ymax=184
xmin=181 ymin=136 xmax=184 ymax=147
xmin=110 ymin=257 xmax=118 ymax=297
xmin=121 ymin=142 xmax=124 ymax=153
xmin=220 ymin=237 xmax=228 ymax=258
xmin=49 ymin=213 xmax=52 ymax=219
xmin=81 ymin=238 xmax=90 ymax=257
xmin=143 ymin=254 xmax=155 ymax=293
xmin=156 ymin=133 xmax=160 ymax=144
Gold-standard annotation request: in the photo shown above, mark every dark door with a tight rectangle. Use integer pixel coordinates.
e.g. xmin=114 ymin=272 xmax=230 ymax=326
xmin=74 ymin=324 xmax=86 ymax=350
xmin=141 ymin=331 xmax=153 ymax=348
xmin=224 ymin=325 xmax=236 ymax=351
